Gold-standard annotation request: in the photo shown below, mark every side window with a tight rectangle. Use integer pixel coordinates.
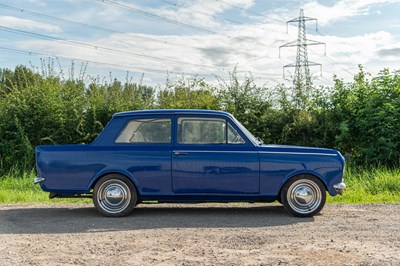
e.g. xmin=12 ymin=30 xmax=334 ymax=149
xmin=177 ymin=117 xmax=246 ymax=145
xmin=178 ymin=118 xmax=226 ymax=144
xmin=115 ymin=118 xmax=171 ymax=144
xmin=227 ymin=123 xmax=245 ymax=144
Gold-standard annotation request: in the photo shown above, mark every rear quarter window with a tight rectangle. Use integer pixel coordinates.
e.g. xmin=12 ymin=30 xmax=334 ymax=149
xmin=115 ymin=118 xmax=171 ymax=144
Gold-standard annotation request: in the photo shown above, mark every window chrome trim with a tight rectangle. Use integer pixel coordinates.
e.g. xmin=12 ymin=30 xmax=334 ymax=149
xmin=172 ymin=150 xmax=337 ymax=156
xmin=258 ymin=151 xmax=337 ymax=156
xmin=173 ymin=150 xmax=256 ymax=154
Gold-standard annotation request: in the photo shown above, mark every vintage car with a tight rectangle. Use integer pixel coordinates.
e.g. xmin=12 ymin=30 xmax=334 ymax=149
xmin=34 ymin=109 xmax=346 ymax=217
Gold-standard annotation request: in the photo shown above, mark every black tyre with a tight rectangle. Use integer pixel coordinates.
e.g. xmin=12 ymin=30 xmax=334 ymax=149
xmin=276 ymin=197 xmax=282 ymax=204
xmin=93 ymin=174 xmax=137 ymax=217
xmin=281 ymin=175 xmax=326 ymax=217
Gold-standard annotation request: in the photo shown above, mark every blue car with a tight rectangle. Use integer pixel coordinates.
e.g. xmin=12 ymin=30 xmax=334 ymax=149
xmin=34 ymin=109 xmax=346 ymax=217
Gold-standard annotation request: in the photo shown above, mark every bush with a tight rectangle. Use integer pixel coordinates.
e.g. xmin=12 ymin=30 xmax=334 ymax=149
xmin=0 ymin=64 xmax=399 ymax=175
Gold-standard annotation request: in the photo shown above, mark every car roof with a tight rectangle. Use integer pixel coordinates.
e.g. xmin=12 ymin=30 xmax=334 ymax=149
xmin=113 ymin=109 xmax=232 ymax=117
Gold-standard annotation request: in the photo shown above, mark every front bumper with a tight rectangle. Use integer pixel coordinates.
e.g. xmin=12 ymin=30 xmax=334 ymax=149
xmin=333 ymin=182 xmax=346 ymax=195
xmin=34 ymin=177 xmax=45 ymax=185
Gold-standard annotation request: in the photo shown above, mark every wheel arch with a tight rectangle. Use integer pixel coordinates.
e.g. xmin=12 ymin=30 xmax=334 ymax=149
xmin=277 ymin=172 xmax=328 ymax=199
xmin=88 ymin=169 xmax=141 ymax=194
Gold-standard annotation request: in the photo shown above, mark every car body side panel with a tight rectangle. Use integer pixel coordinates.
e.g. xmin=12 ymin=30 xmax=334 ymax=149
xmin=172 ymin=148 xmax=260 ymax=194
xmin=258 ymin=150 xmax=344 ymax=196
xmin=37 ymin=145 xmax=172 ymax=195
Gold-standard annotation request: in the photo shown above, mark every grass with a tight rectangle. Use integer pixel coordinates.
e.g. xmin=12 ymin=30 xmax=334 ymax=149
xmin=0 ymin=167 xmax=399 ymax=204
xmin=327 ymin=166 xmax=400 ymax=204
xmin=0 ymin=169 xmax=90 ymax=204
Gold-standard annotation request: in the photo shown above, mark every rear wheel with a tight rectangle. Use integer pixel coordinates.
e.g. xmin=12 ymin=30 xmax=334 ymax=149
xmin=93 ymin=174 xmax=137 ymax=217
xmin=281 ymin=175 xmax=326 ymax=217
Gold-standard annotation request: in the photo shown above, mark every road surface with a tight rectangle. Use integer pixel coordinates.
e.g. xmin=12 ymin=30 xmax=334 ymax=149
xmin=0 ymin=203 xmax=399 ymax=265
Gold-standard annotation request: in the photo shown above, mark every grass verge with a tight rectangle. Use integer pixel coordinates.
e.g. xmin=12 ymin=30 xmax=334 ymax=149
xmin=327 ymin=166 xmax=400 ymax=204
xmin=0 ymin=167 xmax=399 ymax=204
xmin=0 ymin=170 xmax=90 ymax=204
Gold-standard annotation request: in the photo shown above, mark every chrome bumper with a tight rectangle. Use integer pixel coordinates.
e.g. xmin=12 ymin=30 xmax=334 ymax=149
xmin=34 ymin=177 xmax=46 ymax=185
xmin=333 ymin=182 xmax=346 ymax=195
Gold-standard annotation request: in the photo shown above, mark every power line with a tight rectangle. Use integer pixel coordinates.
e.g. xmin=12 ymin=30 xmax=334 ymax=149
xmin=0 ymin=3 xmax=185 ymax=48
xmin=315 ymin=29 xmax=357 ymax=61
xmin=0 ymin=3 xmax=323 ymax=81
xmin=157 ymin=0 xmax=244 ymax=25
xmin=215 ymin=0 xmax=265 ymax=18
xmin=156 ymin=0 xmax=296 ymax=49
xmin=0 ymin=46 xmax=164 ymax=74
xmin=0 ymin=3 xmax=256 ymax=59
xmin=0 ymin=1 xmax=297 ymax=72
xmin=0 ymin=46 xmax=282 ymax=82
xmin=0 ymin=26 xmax=229 ymax=71
xmin=309 ymin=47 xmax=355 ymax=77
xmin=0 ymin=25 xmax=281 ymax=78
xmin=315 ymin=75 xmax=334 ymax=84
xmin=97 ymin=0 xmax=276 ymax=49
xmin=158 ymin=0 xmax=309 ymax=46
xmin=98 ymin=0 xmax=222 ymax=35
xmin=314 ymin=29 xmax=364 ymax=75
xmin=0 ymin=46 xmax=232 ymax=77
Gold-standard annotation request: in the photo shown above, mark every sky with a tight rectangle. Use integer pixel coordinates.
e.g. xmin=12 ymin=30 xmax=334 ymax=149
xmin=0 ymin=0 xmax=400 ymax=87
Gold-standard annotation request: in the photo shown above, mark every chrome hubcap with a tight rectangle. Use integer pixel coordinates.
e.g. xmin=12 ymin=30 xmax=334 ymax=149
xmin=294 ymin=186 xmax=313 ymax=204
xmin=97 ymin=179 xmax=131 ymax=214
xmin=287 ymin=179 xmax=321 ymax=214
xmin=106 ymin=186 xmax=124 ymax=204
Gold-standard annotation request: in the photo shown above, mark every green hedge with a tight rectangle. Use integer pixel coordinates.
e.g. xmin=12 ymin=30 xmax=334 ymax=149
xmin=0 ymin=65 xmax=399 ymax=174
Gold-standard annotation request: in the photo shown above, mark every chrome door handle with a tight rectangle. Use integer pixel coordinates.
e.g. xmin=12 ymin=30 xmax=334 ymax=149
xmin=173 ymin=151 xmax=188 ymax=156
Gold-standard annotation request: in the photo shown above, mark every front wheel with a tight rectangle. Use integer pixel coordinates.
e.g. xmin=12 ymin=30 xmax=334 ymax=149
xmin=93 ymin=174 xmax=137 ymax=217
xmin=281 ymin=175 xmax=326 ymax=217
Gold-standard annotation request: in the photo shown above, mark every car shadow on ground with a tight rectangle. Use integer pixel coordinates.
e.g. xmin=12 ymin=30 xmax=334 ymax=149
xmin=0 ymin=204 xmax=315 ymax=234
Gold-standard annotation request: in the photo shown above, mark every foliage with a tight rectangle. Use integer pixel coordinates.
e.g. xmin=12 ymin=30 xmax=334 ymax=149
xmin=0 ymin=64 xmax=400 ymax=175
xmin=324 ymin=67 xmax=400 ymax=165
xmin=0 ymin=65 xmax=154 ymax=173
xmin=217 ymin=71 xmax=273 ymax=142
xmin=157 ymin=75 xmax=219 ymax=110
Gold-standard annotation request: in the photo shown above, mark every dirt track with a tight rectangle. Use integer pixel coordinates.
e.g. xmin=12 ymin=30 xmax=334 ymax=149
xmin=0 ymin=203 xmax=399 ymax=265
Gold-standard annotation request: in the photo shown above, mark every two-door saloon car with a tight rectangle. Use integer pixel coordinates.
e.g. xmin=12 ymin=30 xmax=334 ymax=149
xmin=34 ymin=109 xmax=346 ymax=217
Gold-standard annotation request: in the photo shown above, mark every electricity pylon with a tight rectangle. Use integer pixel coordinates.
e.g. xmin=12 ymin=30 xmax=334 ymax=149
xmin=279 ymin=9 xmax=326 ymax=97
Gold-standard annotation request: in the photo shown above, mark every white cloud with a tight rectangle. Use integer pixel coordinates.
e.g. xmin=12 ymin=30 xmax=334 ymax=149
xmin=317 ymin=31 xmax=392 ymax=63
xmin=263 ymin=0 xmax=400 ymax=26
xmin=303 ymin=0 xmax=400 ymax=26
xmin=25 ymin=0 xmax=47 ymax=6
xmin=0 ymin=16 xmax=62 ymax=33
xmin=5 ymin=0 xmax=400 ymax=87
xmin=113 ymin=0 xmax=255 ymax=30
xmin=16 ymin=21 xmax=397 ymax=86
xmin=374 ymin=42 xmax=400 ymax=60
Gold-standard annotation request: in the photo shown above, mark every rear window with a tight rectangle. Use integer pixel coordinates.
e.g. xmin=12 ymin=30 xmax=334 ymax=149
xmin=115 ymin=118 xmax=171 ymax=144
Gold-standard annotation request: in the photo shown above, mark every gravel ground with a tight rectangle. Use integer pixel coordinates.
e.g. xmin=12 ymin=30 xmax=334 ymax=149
xmin=0 ymin=203 xmax=399 ymax=266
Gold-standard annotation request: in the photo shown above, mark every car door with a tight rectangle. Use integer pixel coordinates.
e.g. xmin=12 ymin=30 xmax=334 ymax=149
xmin=172 ymin=115 xmax=259 ymax=194
xmin=113 ymin=115 xmax=173 ymax=194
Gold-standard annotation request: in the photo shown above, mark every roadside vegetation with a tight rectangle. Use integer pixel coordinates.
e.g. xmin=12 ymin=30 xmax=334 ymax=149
xmin=1 ymin=166 xmax=398 ymax=204
xmin=327 ymin=166 xmax=400 ymax=204
xmin=0 ymin=168 xmax=90 ymax=204
xmin=0 ymin=62 xmax=399 ymax=204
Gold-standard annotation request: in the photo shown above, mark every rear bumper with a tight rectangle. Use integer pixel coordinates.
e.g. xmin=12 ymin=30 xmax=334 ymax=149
xmin=333 ymin=182 xmax=346 ymax=195
xmin=34 ymin=177 xmax=46 ymax=185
